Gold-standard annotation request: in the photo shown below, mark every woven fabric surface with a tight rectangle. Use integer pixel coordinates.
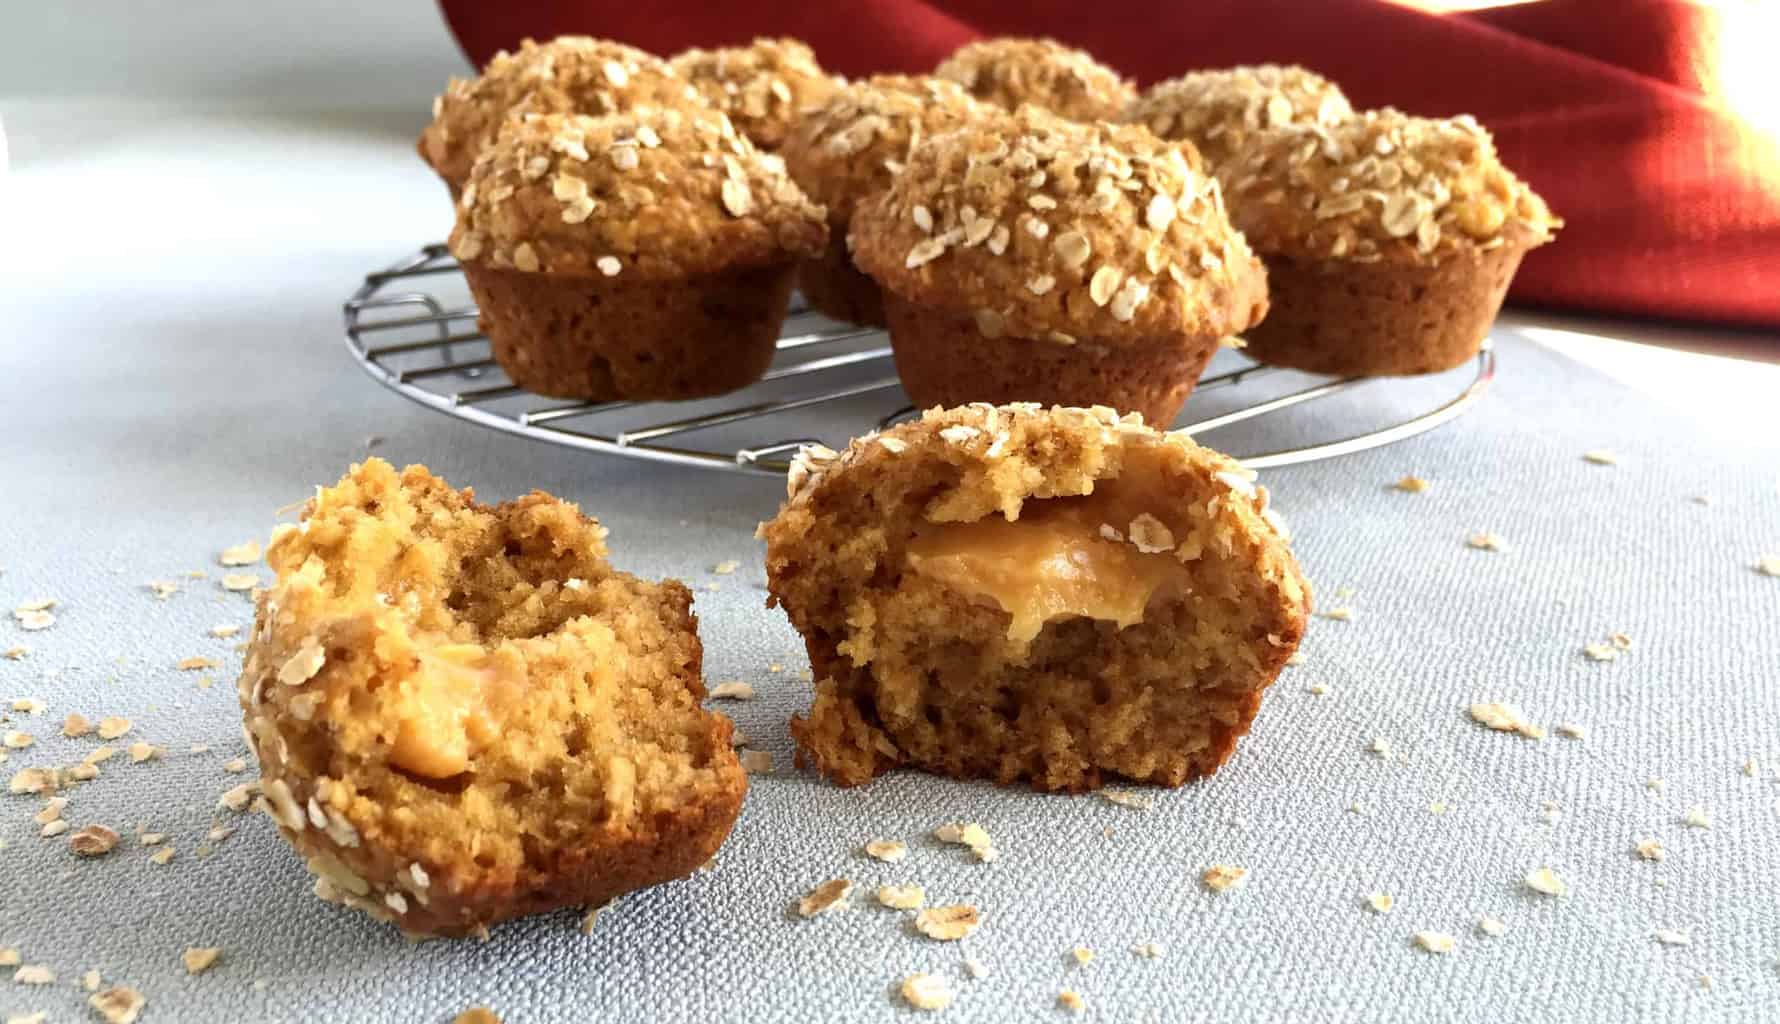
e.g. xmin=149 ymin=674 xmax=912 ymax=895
xmin=3 ymin=104 xmax=1778 ymax=1024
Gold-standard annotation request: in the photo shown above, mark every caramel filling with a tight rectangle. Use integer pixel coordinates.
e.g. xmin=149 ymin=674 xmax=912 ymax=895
xmin=904 ymin=500 xmax=1190 ymax=643
xmin=389 ymin=644 xmax=520 ymax=779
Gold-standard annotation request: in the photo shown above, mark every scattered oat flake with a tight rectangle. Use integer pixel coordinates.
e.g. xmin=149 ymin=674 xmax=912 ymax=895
xmin=1132 ymin=941 xmax=1165 ymax=959
xmin=1683 ymin=806 xmax=1712 ymax=829
xmin=1556 ymin=722 xmax=1588 ymax=740
xmin=1368 ymin=892 xmax=1394 ymax=914
xmin=2 ymin=646 xmax=25 ymax=660
xmin=1635 ymin=839 xmax=1666 ymax=862
xmin=1202 ymin=864 xmax=1248 ymax=893
xmin=1369 ymin=737 xmax=1393 ymax=758
xmin=223 ymin=758 xmax=247 ymax=774
xmin=797 ymin=878 xmax=852 ymax=918
xmin=177 ymin=656 xmax=218 ymax=671
xmin=1468 ymin=702 xmax=1546 ymax=740
xmin=13 ymin=964 xmax=55 ymax=984
xmin=39 ymin=819 xmax=68 ymax=837
xmin=1318 ymin=607 xmax=1354 ymax=621
xmin=182 ymin=947 xmax=221 ymax=974
xmin=451 ymin=1010 xmax=501 ymax=1024
xmin=0 ymin=949 xmax=18 ymax=967
xmin=219 ymin=541 xmax=261 ymax=566
xmin=1646 ymin=777 xmax=1667 ymax=794
xmin=711 ymin=560 xmax=739 ymax=575
xmin=963 ymin=958 xmax=988 ymax=979
xmin=914 ymin=904 xmax=980 ymax=941
xmin=1057 ymin=990 xmax=1085 ymax=1013
xmin=14 ymin=610 xmax=53 ymax=631
xmin=1070 ymin=946 xmax=1094 ymax=967
xmin=1414 ymin=931 xmax=1456 ymax=954
xmin=1583 ymin=450 xmax=1618 ymax=465
xmin=139 ymin=832 xmax=165 ymax=847
xmin=97 ymin=716 xmax=132 ymax=740
xmin=32 ymin=798 xmax=65 ymax=825
xmin=70 ymin=824 xmax=120 ymax=856
xmin=900 ymin=972 xmax=954 ymax=1012
xmin=1654 ymin=929 xmax=1691 ymax=947
xmin=208 ymin=624 xmax=240 ymax=639
xmin=1756 ymin=555 xmax=1780 ymax=578
xmin=1391 ymin=475 xmax=1430 ymax=493
xmin=707 ymin=681 xmax=754 ymax=701
xmin=1101 ymin=790 xmax=1151 ymax=810
xmin=934 ymin=822 xmax=992 ymax=851
xmin=10 ymin=768 xmax=56 ymax=794
xmin=9 ymin=697 xmax=43 ymax=714
xmin=62 ymin=713 xmax=92 ymax=738
xmin=877 ymin=885 xmax=925 ymax=910
xmin=1524 ymin=867 xmax=1569 ymax=897
xmin=2 ymin=731 xmax=32 ymax=750
xmin=220 ymin=574 xmax=258 ymax=592
xmin=14 ymin=599 xmax=54 ymax=614
xmin=740 ymin=750 xmax=772 ymax=774
xmin=127 ymin=741 xmax=159 ymax=763
xmin=149 ymin=847 xmax=175 ymax=866
xmin=1466 ymin=532 xmax=1508 ymax=552
xmin=218 ymin=783 xmax=255 ymax=811
xmin=1307 ymin=682 xmax=1329 ymax=696
xmin=865 ymin=839 xmax=908 ymax=863
xmin=1583 ymin=643 xmax=1619 ymax=662
xmin=1478 ymin=916 xmax=1507 ymax=937
xmin=89 ymin=987 xmax=147 ymax=1024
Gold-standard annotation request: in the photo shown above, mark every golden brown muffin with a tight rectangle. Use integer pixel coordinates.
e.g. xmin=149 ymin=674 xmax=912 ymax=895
xmin=849 ymin=105 xmax=1269 ymax=427
xmin=760 ymin=403 xmax=1309 ymax=792
xmin=419 ymin=36 xmax=703 ymax=198
xmin=669 ymin=37 xmax=842 ymax=151
xmin=238 ymin=459 xmax=747 ymax=938
xmin=449 ymin=106 xmax=828 ymax=401
xmin=1123 ymin=65 xmax=1352 ymax=171
xmin=1222 ymin=109 xmax=1559 ymax=377
xmin=935 ymin=37 xmax=1135 ymax=122
xmin=780 ymin=75 xmax=990 ymax=325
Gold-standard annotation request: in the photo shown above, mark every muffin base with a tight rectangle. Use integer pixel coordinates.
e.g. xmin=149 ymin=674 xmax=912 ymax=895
xmin=1241 ymin=244 xmax=1528 ymax=377
xmin=797 ymin=234 xmax=885 ymax=327
xmin=464 ymin=262 xmax=797 ymax=401
xmin=884 ymin=295 xmax=1219 ymax=428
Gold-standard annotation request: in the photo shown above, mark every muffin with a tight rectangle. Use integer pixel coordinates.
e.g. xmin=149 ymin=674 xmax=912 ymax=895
xmin=238 ymin=459 xmax=747 ymax=937
xmin=449 ymin=106 xmax=828 ymax=401
xmin=669 ymin=37 xmax=841 ymax=151
xmin=848 ymin=105 xmax=1270 ymax=427
xmin=935 ymin=37 xmax=1135 ymax=122
xmin=781 ymin=75 xmax=989 ymax=325
xmin=760 ymin=403 xmax=1309 ymax=792
xmin=1221 ymin=109 xmax=1559 ymax=377
xmin=419 ymin=36 xmax=702 ymax=198
xmin=1123 ymin=65 xmax=1352 ymax=172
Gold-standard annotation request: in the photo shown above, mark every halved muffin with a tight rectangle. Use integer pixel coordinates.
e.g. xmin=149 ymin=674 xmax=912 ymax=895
xmin=419 ymin=36 xmax=702 ymax=198
xmin=760 ymin=404 xmax=1309 ymax=792
xmin=935 ymin=37 xmax=1134 ymax=122
xmin=238 ymin=459 xmax=747 ymax=937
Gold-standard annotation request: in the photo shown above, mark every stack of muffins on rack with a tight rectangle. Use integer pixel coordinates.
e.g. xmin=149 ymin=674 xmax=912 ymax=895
xmin=419 ymin=34 xmax=1556 ymax=417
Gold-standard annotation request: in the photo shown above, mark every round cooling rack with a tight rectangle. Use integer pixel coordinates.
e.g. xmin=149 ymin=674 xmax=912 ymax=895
xmin=344 ymin=244 xmax=1494 ymax=475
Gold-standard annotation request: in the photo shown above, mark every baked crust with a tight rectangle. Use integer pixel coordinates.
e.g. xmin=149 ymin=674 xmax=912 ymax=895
xmin=760 ymin=403 xmax=1310 ymax=792
xmin=239 ymin=459 xmax=747 ymax=937
xmin=849 ymin=105 xmax=1269 ymax=345
xmin=448 ymin=106 xmax=827 ymax=281
xmin=670 ymin=37 xmax=841 ymax=151
xmin=935 ymin=37 xmax=1135 ymax=122
xmin=419 ymin=36 xmax=702 ymax=195
xmin=1123 ymin=65 xmax=1352 ymax=170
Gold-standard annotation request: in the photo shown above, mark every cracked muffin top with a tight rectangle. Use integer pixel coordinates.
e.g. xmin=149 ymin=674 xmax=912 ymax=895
xmin=1123 ymin=65 xmax=1353 ymax=170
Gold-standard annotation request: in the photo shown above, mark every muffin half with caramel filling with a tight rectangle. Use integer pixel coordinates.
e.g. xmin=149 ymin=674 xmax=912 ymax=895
xmin=238 ymin=459 xmax=746 ymax=937
xmin=760 ymin=403 xmax=1309 ymax=792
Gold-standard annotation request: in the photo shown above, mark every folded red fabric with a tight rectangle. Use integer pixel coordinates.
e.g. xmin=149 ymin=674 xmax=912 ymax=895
xmin=439 ymin=0 xmax=1780 ymax=328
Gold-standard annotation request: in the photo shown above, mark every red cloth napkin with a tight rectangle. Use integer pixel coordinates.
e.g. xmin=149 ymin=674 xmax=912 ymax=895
xmin=439 ymin=0 xmax=1780 ymax=328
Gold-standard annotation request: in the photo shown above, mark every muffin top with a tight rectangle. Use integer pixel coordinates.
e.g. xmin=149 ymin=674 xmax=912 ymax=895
xmin=849 ymin=106 xmax=1269 ymax=344
xmin=781 ymin=75 xmax=989 ymax=226
xmin=1222 ymin=108 xmax=1560 ymax=264
xmin=447 ymin=107 xmax=827 ymax=280
xmin=420 ymin=37 xmax=703 ymax=191
xmin=669 ymin=37 xmax=841 ymax=151
xmin=935 ymin=37 xmax=1134 ymax=122
xmin=1123 ymin=65 xmax=1352 ymax=170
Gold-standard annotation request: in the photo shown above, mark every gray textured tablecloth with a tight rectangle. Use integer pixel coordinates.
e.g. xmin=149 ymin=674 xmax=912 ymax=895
xmin=4 ymin=105 xmax=1780 ymax=1024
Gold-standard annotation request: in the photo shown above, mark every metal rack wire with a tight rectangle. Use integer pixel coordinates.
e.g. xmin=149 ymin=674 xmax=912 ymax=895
xmin=343 ymin=244 xmax=1494 ymax=475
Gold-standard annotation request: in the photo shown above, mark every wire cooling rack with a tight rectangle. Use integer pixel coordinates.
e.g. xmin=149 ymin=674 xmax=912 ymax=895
xmin=343 ymin=244 xmax=1494 ymax=475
